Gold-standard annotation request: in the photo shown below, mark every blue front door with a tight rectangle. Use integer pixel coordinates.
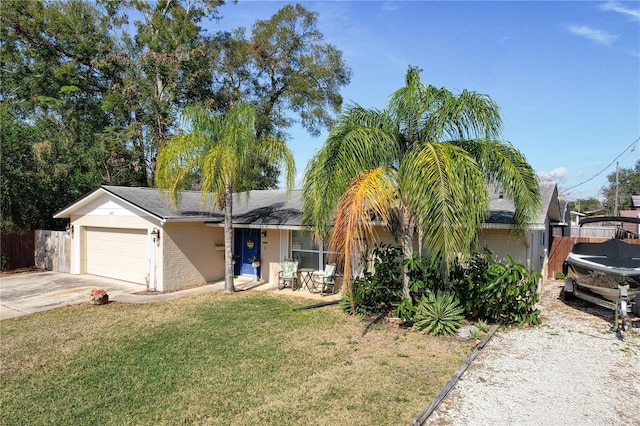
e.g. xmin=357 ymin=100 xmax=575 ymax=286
xmin=234 ymin=229 xmax=261 ymax=276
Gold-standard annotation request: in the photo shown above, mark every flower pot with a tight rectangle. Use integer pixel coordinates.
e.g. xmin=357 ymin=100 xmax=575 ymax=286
xmin=251 ymin=261 xmax=260 ymax=268
xmin=90 ymin=294 xmax=109 ymax=305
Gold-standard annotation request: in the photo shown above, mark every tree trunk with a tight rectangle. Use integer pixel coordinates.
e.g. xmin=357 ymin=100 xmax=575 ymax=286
xmin=400 ymin=203 xmax=415 ymax=302
xmin=224 ymin=185 xmax=235 ymax=293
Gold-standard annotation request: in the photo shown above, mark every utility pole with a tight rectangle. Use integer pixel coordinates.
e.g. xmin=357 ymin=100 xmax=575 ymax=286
xmin=614 ymin=161 xmax=619 ymax=216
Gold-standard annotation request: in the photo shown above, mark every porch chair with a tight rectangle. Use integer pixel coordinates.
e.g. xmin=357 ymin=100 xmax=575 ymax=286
xmin=278 ymin=260 xmax=299 ymax=290
xmin=312 ymin=264 xmax=336 ymax=295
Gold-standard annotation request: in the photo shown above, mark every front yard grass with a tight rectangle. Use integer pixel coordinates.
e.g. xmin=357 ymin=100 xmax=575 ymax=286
xmin=1 ymin=291 xmax=473 ymax=425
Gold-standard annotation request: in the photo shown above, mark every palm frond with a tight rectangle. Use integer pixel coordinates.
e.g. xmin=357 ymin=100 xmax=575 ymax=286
xmin=302 ymin=105 xmax=397 ymax=238
xmin=454 ymin=139 xmax=540 ymax=231
xmin=401 ymin=142 xmax=489 ymax=265
xmin=328 ymin=167 xmax=398 ymax=312
xmin=156 ymin=133 xmax=207 ymax=205
xmin=259 ymin=136 xmax=296 ymax=192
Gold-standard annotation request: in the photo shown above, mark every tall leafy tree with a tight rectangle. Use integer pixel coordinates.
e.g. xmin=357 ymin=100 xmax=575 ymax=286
xmin=1 ymin=0 xmax=114 ymax=229
xmin=567 ymin=198 xmax=603 ymax=215
xmin=601 ymin=160 xmax=640 ymax=214
xmin=209 ymin=3 xmax=351 ymax=187
xmin=107 ymin=1 xmax=349 ymax=188
xmin=102 ymin=0 xmax=225 ymax=186
xmin=2 ymin=0 xmax=349 ymax=231
xmin=302 ymin=66 xmax=540 ymax=309
xmin=155 ymin=103 xmax=295 ymax=293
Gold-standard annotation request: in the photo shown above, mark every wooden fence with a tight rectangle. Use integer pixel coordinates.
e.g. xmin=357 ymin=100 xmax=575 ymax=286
xmin=1 ymin=230 xmax=70 ymax=272
xmin=35 ymin=230 xmax=70 ymax=273
xmin=1 ymin=231 xmax=35 ymax=270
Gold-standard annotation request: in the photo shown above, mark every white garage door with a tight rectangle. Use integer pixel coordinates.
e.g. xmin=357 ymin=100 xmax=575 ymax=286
xmin=86 ymin=228 xmax=148 ymax=284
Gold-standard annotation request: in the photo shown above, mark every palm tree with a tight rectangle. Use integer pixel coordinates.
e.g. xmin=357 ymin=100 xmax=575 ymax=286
xmin=156 ymin=103 xmax=295 ymax=293
xmin=302 ymin=66 xmax=539 ymax=309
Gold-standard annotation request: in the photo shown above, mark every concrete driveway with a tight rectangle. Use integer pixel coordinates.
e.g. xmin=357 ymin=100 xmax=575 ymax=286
xmin=0 ymin=272 xmax=145 ymax=320
xmin=0 ymin=271 xmax=340 ymax=321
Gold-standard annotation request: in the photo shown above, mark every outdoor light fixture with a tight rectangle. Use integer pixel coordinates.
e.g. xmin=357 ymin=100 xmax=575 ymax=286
xmin=261 ymin=230 xmax=267 ymax=238
xmin=65 ymin=223 xmax=74 ymax=239
xmin=151 ymin=227 xmax=160 ymax=242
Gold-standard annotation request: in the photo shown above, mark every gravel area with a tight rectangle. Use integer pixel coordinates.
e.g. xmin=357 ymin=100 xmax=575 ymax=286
xmin=426 ymin=279 xmax=640 ymax=426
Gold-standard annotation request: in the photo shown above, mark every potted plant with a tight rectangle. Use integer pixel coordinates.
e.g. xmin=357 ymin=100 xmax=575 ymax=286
xmin=89 ymin=288 xmax=109 ymax=305
xmin=249 ymin=255 xmax=260 ymax=268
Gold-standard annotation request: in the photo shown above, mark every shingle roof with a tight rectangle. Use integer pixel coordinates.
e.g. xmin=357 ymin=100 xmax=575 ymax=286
xmin=102 ymin=186 xmax=304 ymax=227
xmin=58 ymin=182 xmax=558 ymax=229
xmin=485 ymin=181 xmax=558 ymax=226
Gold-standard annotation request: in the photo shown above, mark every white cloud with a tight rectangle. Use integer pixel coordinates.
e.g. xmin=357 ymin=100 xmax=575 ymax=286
xmin=566 ymin=25 xmax=618 ymax=46
xmin=538 ymin=167 xmax=569 ymax=182
xmin=381 ymin=1 xmax=400 ymax=12
xmin=601 ymin=1 xmax=640 ymax=21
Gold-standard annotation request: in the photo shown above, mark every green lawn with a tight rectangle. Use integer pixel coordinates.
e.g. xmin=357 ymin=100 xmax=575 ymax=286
xmin=1 ymin=291 xmax=473 ymax=425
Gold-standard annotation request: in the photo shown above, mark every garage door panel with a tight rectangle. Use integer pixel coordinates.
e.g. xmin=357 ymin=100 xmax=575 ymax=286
xmin=86 ymin=228 xmax=148 ymax=284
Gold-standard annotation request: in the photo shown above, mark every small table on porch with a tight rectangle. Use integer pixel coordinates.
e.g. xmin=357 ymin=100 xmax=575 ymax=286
xmin=298 ymin=268 xmax=315 ymax=291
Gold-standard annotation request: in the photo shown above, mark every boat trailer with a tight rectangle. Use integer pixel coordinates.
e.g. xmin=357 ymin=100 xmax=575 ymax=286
xmin=563 ymin=279 xmax=637 ymax=332
xmin=562 ymin=216 xmax=640 ymax=333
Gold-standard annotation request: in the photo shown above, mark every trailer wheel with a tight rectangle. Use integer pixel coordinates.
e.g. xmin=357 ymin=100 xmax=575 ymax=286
xmin=633 ymin=293 xmax=640 ymax=317
xmin=562 ymin=279 xmax=575 ymax=301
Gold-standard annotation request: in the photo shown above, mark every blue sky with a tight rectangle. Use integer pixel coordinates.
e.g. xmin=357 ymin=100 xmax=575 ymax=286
xmin=212 ymin=1 xmax=640 ymax=200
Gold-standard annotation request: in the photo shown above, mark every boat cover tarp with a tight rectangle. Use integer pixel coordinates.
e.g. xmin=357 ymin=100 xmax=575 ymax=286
xmin=571 ymin=239 xmax=640 ymax=259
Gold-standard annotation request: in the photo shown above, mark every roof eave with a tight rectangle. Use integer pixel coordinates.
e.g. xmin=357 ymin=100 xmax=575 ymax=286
xmin=54 ymin=186 xmax=164 ymax=221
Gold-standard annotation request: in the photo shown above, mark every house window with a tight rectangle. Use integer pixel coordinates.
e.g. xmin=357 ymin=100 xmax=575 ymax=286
xmin=291 ymin=230 xmax=329 ymax=270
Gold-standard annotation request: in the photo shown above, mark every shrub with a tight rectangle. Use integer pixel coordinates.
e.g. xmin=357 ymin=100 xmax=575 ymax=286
xmin=340 ymin=244 xmax=403 ymax=315
xmin=404 ymin=252 xmax=443 ymax=296
xmin=469 ymin=326 xmax=483 ymax=340
xmin=474 ymin=318 xmax=490 ymax=332
xmin=393 ymin=252 xmax=456 ymax=322
xmin=455 ymin=251 xmax=540 ymax=325
xmin=345 ymin=246 xmax=541 ymax=327
xmin=414 ymin=291 xmax=464 ymax=336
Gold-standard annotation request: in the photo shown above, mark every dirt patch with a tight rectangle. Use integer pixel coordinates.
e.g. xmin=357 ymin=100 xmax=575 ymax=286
xmin=0 ymin=267 xmax=45 ymax=277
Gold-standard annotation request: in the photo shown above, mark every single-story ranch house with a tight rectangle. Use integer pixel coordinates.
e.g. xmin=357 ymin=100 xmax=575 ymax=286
xmin=54 ymin=182 xmax=562 ymax=292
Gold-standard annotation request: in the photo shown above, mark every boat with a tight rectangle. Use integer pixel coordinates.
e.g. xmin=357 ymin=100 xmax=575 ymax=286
xmin=562 ymin=216 xmax=640 ymax=330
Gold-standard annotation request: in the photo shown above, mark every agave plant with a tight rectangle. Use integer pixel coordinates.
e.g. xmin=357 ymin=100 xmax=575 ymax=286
xmin=414 ymin=291 xmax=464 ymax=336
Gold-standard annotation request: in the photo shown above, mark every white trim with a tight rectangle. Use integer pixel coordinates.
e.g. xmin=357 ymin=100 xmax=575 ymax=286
xmin=164 ymin=217 xmax=219 ymax=223
xmin=148 ymin=229 xmax=157 ymax=291
xmin=72 ymin=224 xmax=80 ymax=274
xmin=279 ymin=230 xmax=289 ymax=263
xmin=481 ymin=223 xmax=546 ymax=231
xmin=54 ymin=187 xmax=163 ymax=221
xmin=204 ymin=223 xmax=307 ymax=231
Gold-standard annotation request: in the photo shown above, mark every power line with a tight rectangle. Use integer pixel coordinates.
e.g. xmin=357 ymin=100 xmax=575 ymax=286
xmin=564 ymin=136 xmax=640 ymax=192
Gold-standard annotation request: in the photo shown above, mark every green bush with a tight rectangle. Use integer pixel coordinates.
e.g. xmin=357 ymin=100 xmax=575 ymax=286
xmin=414 ymin=291 xmax=464 ymax=336
xmin=340 ymin=244 xmax=403 ymax=315
xmin=404 ymin=252 xmax=444 ymax=295
xmin=345 ymin=246 xmax=541 ymax=327
xmin=393 ymin=253 xmax=452 ymax=323
xmin=455 ymin=251 xmax=541 ymax=325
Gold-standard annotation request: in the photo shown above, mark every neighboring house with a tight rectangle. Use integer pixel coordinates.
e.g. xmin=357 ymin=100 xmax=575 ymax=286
xmin=54 ymin=182 xmax=561 ymax=292
xmin=570 ymin=210 xmax=586 ymax=227
xmin=478 ymin=182 xmax=562 ymax=273
xmin=619 ymin=194 xmax=640 ymax=235
xmin=557 ymin=200 xmax=572 ymax=237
